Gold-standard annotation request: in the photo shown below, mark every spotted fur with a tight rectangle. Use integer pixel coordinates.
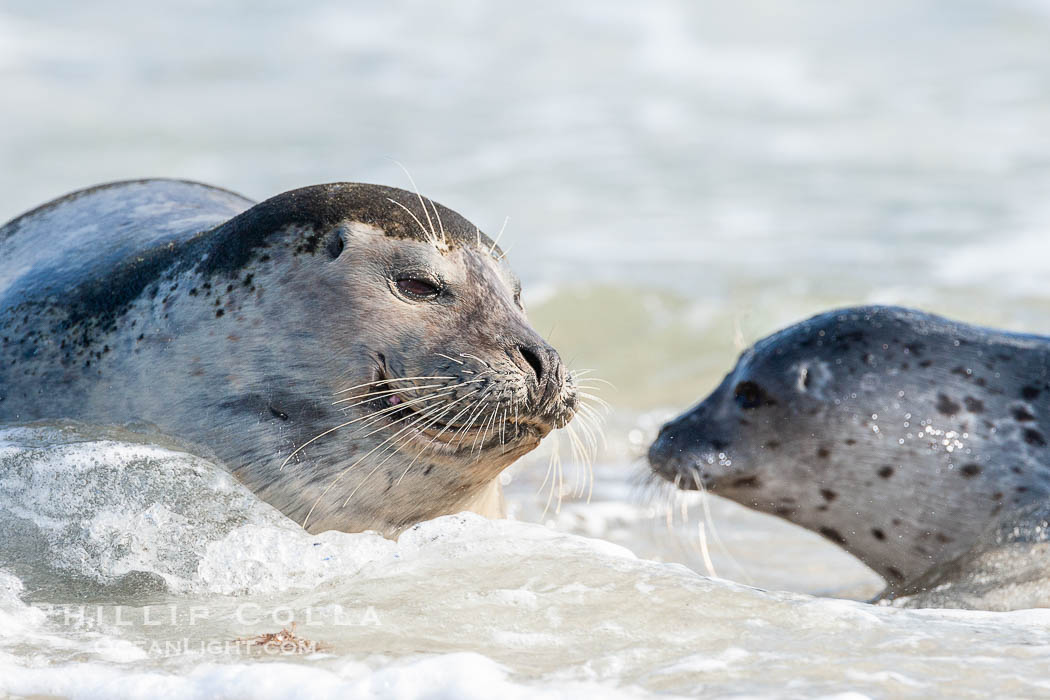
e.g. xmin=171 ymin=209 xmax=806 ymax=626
xmin=0 ymin=179 xmax=577 ymax=535
xmin=649 ymin=306 xmax=1050 ymax=606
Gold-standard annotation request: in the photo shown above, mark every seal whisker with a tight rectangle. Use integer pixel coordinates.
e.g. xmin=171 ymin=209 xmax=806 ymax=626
xmin=472 ymin=407 xmax=499 ymax=456
xmin=346 ymin=387 xmax=480 ymax=440
xmin=458 ymin=352 xmax=492 ymax=368
xmin=576 ymin=391 xmax=612 ymax=412
xmin=489 ymin=216 xmax=510 ymax=256
xmin=394 ymin=395 xmax=497 ymax=487
xmin=539 ymin=431 xmax=561 ymax=517
xmin=334 ymin=375 xmax=456 ymax=396
xmin=302 ymin=390 xmax=483 ymax=528
xmin=302 ymin=399 xmax=462 ymax=528
xmin=447 ymin=401 xmax=486 ymax=451
xmin=281 ymin=388 xmax=461 ymax=469
xmin=575 ymin=404 xmax=609 ymax=453
xmin=428 ymin=196 xmax=447 ymax=247
xmin=338 ymin=377 xmax=487 ymax=413
xmin=342 ymin=399 xmax=468 ymax=507
xmin=390 ymin=160 xmax=439 ymax=246
xmin=351 ymin=386 xmax=489 ymax=493
xmin=332 ymin=383 xmax=448 ymax=407
xmin=434 ymin=352 xmax=464 ymax=365
xmin=565 ymin=423 xmax=587 ymax=499
xmin=341 ymin=389 xmax=462 ymax=436
xmin=385 ymin=197 xmax=434 ymax=244
xmin=691 ymin=469 xmax=752 ymax=584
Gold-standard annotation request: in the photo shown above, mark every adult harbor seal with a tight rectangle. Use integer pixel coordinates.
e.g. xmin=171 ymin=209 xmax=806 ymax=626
xmin=0 ymin=179 xmax=578 ymax=536
xmin=648 ymin=306 xmax=1050 ymax=609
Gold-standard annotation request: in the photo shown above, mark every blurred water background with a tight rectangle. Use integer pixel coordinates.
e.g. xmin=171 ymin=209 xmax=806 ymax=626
xmin=3 ymin=1 xmax=1050 ymax=697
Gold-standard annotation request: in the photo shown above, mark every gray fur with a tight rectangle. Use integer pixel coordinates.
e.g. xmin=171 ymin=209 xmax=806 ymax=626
xmin=0 ymin=179 xmax=577 ymax=536
xmin=648 ymin=306 xmax=1050 ymax=608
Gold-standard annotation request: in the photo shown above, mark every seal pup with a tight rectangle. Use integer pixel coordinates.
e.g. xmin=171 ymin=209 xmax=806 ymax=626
xmin=0 ymin=179 xmax=582 ymax=536
xmin=648 ymin=306 xmax=1050 ymax=609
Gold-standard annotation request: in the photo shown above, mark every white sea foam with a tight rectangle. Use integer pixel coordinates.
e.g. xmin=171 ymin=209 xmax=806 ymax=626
xmin=3 ymin=425 xmax=1050 ymax=698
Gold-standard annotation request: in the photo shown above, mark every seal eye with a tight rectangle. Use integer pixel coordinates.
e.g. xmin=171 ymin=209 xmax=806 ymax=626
xmin=396 ymin=277 xmax=441 ymax=299
xmin=734 ymin=381 xmax=776 ymax=410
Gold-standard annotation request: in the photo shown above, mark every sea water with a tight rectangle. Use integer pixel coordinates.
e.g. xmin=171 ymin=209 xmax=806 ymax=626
xmin=2 ymin=0 xmax=1050 ymax=697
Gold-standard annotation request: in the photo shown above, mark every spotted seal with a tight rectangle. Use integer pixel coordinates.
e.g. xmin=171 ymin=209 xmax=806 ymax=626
xmin=648 ymin=306 xmax=1050 ymax=609
xmin=0 ymin=179 xmax=578 ymax=535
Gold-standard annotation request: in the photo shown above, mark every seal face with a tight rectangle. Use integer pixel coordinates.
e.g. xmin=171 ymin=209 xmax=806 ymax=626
xmin=648 ymin=306 xmax=1050 ymax=604
xmin=0 ymin=179 xmax=578 ymax=535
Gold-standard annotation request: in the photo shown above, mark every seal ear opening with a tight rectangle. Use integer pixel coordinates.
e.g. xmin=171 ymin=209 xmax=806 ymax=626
xmin=325 ymin=229 xmax=346 ymax=260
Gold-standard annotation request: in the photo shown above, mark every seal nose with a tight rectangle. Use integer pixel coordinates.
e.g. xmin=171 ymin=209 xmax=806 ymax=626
xmin=517 ymin=343 xmax=564 ymax=407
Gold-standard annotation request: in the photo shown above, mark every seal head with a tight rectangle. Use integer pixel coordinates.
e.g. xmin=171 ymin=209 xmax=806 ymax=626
xmin=0 ymin=180 xmax=578 ymax=535
xmin=648 ymin=306 xmax=1050 ymax=602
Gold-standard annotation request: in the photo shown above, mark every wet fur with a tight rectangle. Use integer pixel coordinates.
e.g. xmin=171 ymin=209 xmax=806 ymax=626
xmin=0 ymin=179 xmax=576 ymax=536
xmin=649 ymin=306 xmax=1050 ymax=606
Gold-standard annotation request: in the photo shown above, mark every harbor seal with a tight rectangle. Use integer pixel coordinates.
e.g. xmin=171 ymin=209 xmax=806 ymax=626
xmin=0 ymin=179 xmax=577 ymax=536
xmin=648 ymin=306 xmax=1050 ymax=609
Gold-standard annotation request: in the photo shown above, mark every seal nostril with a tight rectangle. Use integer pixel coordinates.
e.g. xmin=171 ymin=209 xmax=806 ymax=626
xmin=518 ymin=345 xmax=546 ymax=385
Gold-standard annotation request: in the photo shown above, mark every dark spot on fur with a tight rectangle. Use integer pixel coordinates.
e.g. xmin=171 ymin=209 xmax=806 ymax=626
xmin=1012 ymin=406 xmax=1036 ymax=422
xmin=734 ymin=381 xmax=777 ymax=410
xmin=877 ymin=465 xmax=894 ymax=479
xmin=936 ymin=393 xmax=961 ymax=417
xmin=268 ymin=405 xmax=289 ymax=421
xmin=817 ymin=446 xmax=831 ymax=459
xmin=764 ymin=440 xmax=781 ymax=450
xmin=887 ymin=567 xmax=904 ymax=581
xmin=731 ymin=476 xmax=760 ymax=488
xmin=1024 ymin=429 xmax=1047 ymax=447
xmin=904 ymin=342 xmax=923 ymax=357
xmin=992 ymin=491 xmax=1003 ymax=501
xmin=215 ymin=309 xmax=224 ymax=317
xmin=871 ymin=528 xmax=886 ymax=541
xmin=919 ymin=360 xmax=933 ymax=368
xmin=775 ymin=506 xmax=796 ymax=517
xmin=1017 ymin=485 xmax=1029 ymax=493
xmin=1022 ymin=385 xmax=1041 ymax=401
xmin=964 ymin=397 xmax=984 ymax=413
xmin=1012 ymin=466 xmax=1023 ymax=474
xmin=935 ymin=533 xmax=952 ymax=544
xmin=819 ymin=489 xmax=837 ymax=502
xmin=423 ymin=465 xmax=434 ymax=476
xmin=711 ymin=439 xmax=729 ymax=451
xmin=959 ymin=463 xmax=981 ymax=478
xmin=819 ymin=527 xmax=847 ymax=545
xmin=844 ymin=438 xmax=856 ymax=446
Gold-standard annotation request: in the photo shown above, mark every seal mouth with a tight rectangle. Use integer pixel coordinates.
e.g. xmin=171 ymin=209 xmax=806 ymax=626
xmin=372 ymin=366 xmax=546 ymax=452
